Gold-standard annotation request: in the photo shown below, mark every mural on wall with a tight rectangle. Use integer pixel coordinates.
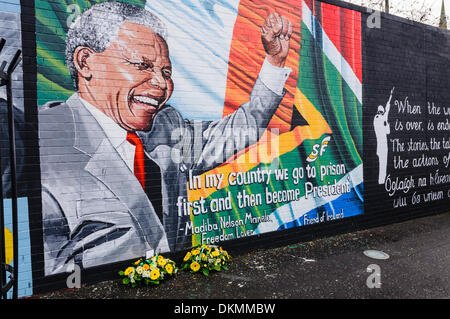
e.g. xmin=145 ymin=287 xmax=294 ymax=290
xmin=0 ymin=0 xmax=448 ymax=299
xmin=34 ymin=0 xmax=364 ymax=276
xmin=0 ymin=0 xmax=444 ymax=297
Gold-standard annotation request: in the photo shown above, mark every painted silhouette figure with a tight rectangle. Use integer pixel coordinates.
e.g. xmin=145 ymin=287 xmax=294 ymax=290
xmin=374 ymin=87 xmax=394 ymax=184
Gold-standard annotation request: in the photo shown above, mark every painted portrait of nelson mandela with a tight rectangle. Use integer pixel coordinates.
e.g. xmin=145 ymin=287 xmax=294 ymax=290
xmin=38 ymin=1 xmax=294 ymax=275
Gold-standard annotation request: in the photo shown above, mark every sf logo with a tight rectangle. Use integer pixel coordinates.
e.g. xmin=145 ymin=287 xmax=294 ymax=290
xmin=366 ymin=264 xmax=381 ymax=289
xmin=307 ymin=136 xmax=331 ymax=162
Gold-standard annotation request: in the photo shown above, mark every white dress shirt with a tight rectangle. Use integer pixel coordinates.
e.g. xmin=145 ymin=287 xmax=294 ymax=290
xmin=259 ymin=57 xmax=292 ymax=96
xmin=81 ymin=99 xmax=137 ymax=172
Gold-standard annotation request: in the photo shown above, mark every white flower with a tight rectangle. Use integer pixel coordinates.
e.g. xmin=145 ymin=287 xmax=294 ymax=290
xmin=136 ymin=266 xmax=143 ymax=275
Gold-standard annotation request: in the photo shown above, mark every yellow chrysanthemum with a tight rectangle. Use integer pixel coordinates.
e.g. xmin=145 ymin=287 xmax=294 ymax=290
xmin=158 ymin=256 xmax=167 ymax=267
xmin=190 ymin=261 xmax=200 ymax=272
xmin=192 ymin=249 xmax=200 ymax=256
xmin=165 ymin=263 xmax=174 ymax=275
xmin=211 ymin=250 xmax=220 ymax=257
xmin=142 ymin=264 xmax=150 ymax=271
xmin=133 ymin=259 xmax=142 ymax=265
xmin=183 ymin=252 xmax=192 ymax=261
xmin=124 ymin=267 xmax=134 ymax=276
xmin=150 ymin=268 xmax=160 ymax=280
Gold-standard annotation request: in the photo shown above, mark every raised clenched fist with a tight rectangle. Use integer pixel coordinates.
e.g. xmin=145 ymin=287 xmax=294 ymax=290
xmin=261 ymin=12 xmax=293 ymax=68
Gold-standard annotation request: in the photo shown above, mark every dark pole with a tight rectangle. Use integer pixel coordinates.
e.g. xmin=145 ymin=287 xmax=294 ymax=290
xmin=0 ymin=37 xmax=6 ymax=300
xmin=0 ymin=136 xmax=5 ymax=299
xmin=440 ymin=0 xmax=447 ymax=29
xmin=385 ymin=0 xmax=389 ymax=14
xmin=0 ymin=39 xmax=22 ymax=301
xmin=6 ymin=49 xmax=22 ymax=300
xmin=0 ymin=134 xmax=5 ymax=300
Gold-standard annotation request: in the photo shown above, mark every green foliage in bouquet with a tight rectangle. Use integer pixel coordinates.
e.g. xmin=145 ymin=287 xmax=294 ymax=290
xmin=181 ymin=244 xmax=231 ymax=276
xmin=118 ymin=254 xmax=177 ymax=287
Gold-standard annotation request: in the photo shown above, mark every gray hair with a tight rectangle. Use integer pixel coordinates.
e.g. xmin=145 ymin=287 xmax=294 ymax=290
xmin=65 ymin=1 xmax=168 ymax=90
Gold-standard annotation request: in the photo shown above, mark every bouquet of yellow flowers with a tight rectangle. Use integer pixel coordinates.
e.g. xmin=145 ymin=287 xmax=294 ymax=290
xmin=118 ymin=254 xmax=177 ymax=287
xmin=181 ymin=244 xmax=231 ymax=276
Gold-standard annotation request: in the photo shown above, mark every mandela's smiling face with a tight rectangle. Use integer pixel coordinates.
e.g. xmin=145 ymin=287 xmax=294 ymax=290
xmin=79 ymin=22 xmax=173 ymax=131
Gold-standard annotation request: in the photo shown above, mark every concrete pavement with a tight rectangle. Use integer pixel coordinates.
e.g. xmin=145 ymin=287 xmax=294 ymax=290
xmin=31 ymin=211 xmax=450 ymax=299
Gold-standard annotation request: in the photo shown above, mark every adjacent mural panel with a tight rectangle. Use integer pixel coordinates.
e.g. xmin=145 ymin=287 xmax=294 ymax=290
xmin=0 ymin=2 xmax=33 ymax=298
xmin=363 ymin=12 xmax=450 ymax=218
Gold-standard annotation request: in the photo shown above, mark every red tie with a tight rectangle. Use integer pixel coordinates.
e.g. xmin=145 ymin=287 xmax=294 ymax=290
xmin=126 ymin=132 xmax=145 ymax=191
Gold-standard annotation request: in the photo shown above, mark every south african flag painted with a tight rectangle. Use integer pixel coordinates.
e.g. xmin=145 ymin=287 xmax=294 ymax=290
xmin=188 ymin=0 xmax=364 ymax=245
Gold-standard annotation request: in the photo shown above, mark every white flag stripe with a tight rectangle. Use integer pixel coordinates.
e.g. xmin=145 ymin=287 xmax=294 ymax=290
xmin=145 ymin=0 xmax=240 ymax=120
